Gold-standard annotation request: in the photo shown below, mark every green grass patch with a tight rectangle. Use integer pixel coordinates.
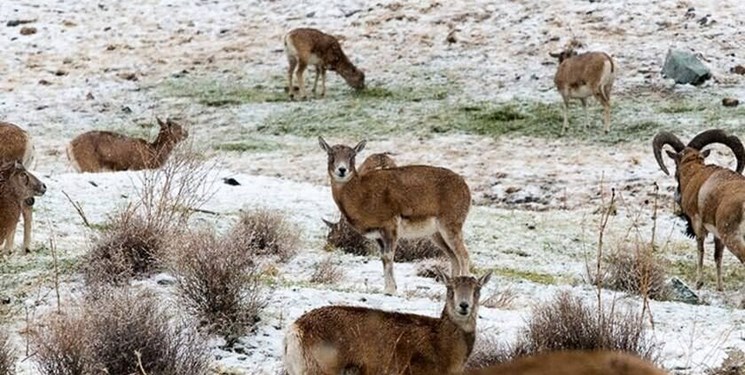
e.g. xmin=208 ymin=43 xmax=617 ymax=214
xmin=658 ymin=101 xmax=707 ymax=114
xmin=352 ymin=84 xmax=449 ymax=102
xmin=162 ymin=77 xmax=287 ymax=106
xmin=213 ymin=139 xmax=280 ymax=153
xmin=669 ymin=258 xmax=745 ymax=291
xmin=492 ymin=267 xmax=556 ymax=285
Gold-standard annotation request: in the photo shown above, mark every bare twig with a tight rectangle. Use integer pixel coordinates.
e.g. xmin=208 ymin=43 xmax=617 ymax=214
xmin=49 ymin=235 xmax=60 ymax=315
xmin=62 ymin=190 xmax=91 ymax=227
xmin=650 ymin=182 xmax=659 ymax=249
xmin=596 ymin=188 xmax=616 ymax=314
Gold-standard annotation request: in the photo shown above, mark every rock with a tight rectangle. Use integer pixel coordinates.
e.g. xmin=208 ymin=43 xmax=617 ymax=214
xmin=20 ymin=26 xmax=37 ymax=35
xmin=116 ymin=72 xmax=138 ymax=81
xmin=731 ymin=65 xmax=745 ymax=75
xmin=669 ymin=277 xmax=700 ymax=305
xmin=661 ymin=49 xmax=712 ymax=85
xmin=223 ymin=177 xmax=240 ymax=186
xmin=6 ymin=19 xmax=34 ymax=27
xmin=0 ymin=296 xmax=10 ymax=305
xmin=722 ymin=98 xmax=739 ymax=107
xmin=446 ymin=30 xmax=457 ymax=44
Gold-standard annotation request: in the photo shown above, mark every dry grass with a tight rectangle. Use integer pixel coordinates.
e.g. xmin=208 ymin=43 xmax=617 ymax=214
xmin=229 ymin=209 xmax=300 ymax=262
xmin=32 ymin=309 xmax=92 ymax=375
xmin=82 ymin=211 xmax=165 ymax=287
xmin=170 ymin=229 xmax=266 ymax=345
xmin=605 ymin=244 xmax=670 ymax=301
xmin=31 ymin=288 xmax=210 ymax=375
xmin=81 ymin=141 xmax=214 ymax=289
xmin=324 ymin=218 xmax=441 ymax=261
xmin=0 ymin=331 xmax=14 ymax=375
xmin=481 ymin=287 xmax=518 ymax=309
xmin=466 ymin=333 xmax=511 ymax=370
xmin=708 ymin=349 xmax=745 ymax=375
xmin=310 ymin=256 xmax=345 ymax=284
xmin=133 ymin=141 xmax=215 ymax=227
xmin=415 ymin=258 xmax=449 ymax=279
xmin=510 ymin=291 xmax=659 ymax=362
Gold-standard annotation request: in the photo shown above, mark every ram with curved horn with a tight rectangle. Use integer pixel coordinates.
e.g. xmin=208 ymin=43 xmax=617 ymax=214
xmin=652 ymin=129 xmax=745 ymax=291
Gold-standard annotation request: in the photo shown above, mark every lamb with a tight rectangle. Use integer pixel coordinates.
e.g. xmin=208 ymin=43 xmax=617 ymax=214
xmin=653 ymin=129 xmax=745 ymax=291
xmin=284 ymin=28 xmax=365 ymax=100
xmin=550 ymin=47 xmax=616 ymax=134
xmin=66 ymin=117 xmax=188 ymax=173
xmin=0 ymin=161 xmax=47 ymax=255
xmin=284 ymin=269 xmax=492 ymax=375
xmin=318 ymin=137 xmax=472 ymax=294
xmin=464 ymin=350 xmax=667 ymax=375
xmin=0 ymin=122 xmax=42 ymax=253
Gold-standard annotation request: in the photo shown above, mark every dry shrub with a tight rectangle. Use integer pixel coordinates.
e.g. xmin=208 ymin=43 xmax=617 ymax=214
xmin=32 ymin=309 xmax=91 ymax=375
xmin=229 ymin=209 xmax=300 ymax=262
xmin=31 ymin=289 xmax=209 ymax=375
xmin=135 ymin=139 xmax=215 ymax=227
xmin=324 ymin=218 xmax=440 ymax=261
xmin=708 ymin=349 xmax=745 ymax=375
xmin=171 ymin=229 xmax=266 ymax=345
xmin=310 ymin=256 xmax=345 ymax=284
xmin=466 ymin=333 xmax=512 ymax=370
xmin=415 ymin=258 xmax=449 ymax=278
xmin=0 ymin=331 xmax=14 ymax=375
xmin=511 ymin=291 xmax=658 ymax=362
xmin=482 ymin=287 xmax=518 ymax=309
xmin=82 ymin=212 xmax=165 ymax=287
xmin=82 ymin=142 xmax=214 ymax=289
xmin=605 ymin=245 xmax=670 ymax=301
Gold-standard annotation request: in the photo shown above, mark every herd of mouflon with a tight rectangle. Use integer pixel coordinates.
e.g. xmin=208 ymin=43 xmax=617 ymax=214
xmin=1 ymin=26 xmax=742 ymax=374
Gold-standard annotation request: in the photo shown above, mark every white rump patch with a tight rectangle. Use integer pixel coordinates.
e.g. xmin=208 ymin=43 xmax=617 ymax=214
xmin=399 ymin=217 xmax=437 ymax=239
xmin=65 ymin=142 xmax=82 ymax=172
xmin=283 ymin=324 xmax=306 ymax=375
xmin=308 ymin=53 xmax=322 ymax=66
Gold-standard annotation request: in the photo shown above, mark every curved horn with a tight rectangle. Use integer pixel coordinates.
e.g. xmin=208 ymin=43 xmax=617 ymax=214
xmin=321 ymin=218 xmax=336 ymax=228
xmin=687 ymin=129 xmax=745 ymax=173
xmin=652 ymin=132 xmax=685 ymax=175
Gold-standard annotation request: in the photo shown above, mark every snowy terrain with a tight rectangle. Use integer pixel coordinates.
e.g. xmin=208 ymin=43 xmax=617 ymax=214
xmin=2 ymin=0 xmax=745 ymax=374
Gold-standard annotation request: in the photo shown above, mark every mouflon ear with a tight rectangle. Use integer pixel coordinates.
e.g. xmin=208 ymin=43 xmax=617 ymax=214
xmin=319 ymin=136 xmax=332 ymax=153
xmin=353 ymin=140 xmax=367 ymax=154
xmin=478 ymin=270 xmax=493 ymax=287
xmin=434 ymin=267 xmax=451 ymax=285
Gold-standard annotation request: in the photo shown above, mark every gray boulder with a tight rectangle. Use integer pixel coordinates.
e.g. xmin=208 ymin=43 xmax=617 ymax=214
xmin=669 ymin=277 xmax=701 ymax=305
xmin=662 ymin=49 xmax=712 ymax=85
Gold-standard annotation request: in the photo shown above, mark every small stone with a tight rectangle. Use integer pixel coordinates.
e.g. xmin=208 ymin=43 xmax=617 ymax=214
xmin=223 ymin=177 xmax=240 ymax=186
xmin=38 ymin=79 xmax=51 ymax=85
xmin=156 ymin=278 xmax=175 ymax=286
xmin=20 ymin=26 xmax=37 ymax=35
xmin=446 ymin=30 xmax=457 ymax=44
xmin=730 ymin=65 xmax=745 ymax=75
xmin=722 ymin=98 xmax=739 ymax=107
xmin=7 ymin=19 xmax=34 ymax=27
xmin=116 ymin=72 xmax=138 ymax=81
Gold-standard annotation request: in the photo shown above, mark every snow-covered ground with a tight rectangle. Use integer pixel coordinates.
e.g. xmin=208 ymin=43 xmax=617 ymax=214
xmin=2 ymin=0 xmax=745 ymax=374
